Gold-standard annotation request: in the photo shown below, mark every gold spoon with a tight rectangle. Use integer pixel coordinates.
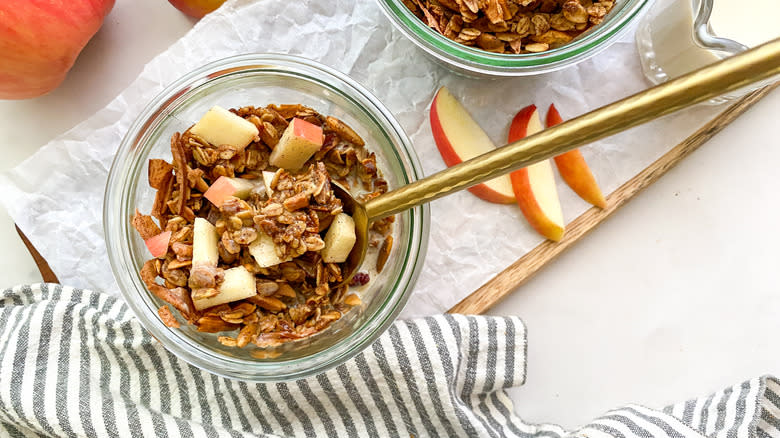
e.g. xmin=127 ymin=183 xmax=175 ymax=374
xmin=336 ymin=37 xmax=780 ymax=284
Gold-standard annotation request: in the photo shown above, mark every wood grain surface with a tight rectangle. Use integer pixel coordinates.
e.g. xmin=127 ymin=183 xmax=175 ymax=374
xmin=448 ymin=84 xmax=779 ymax=315
xmin=16 ymin=225 xmax=59 ymax=284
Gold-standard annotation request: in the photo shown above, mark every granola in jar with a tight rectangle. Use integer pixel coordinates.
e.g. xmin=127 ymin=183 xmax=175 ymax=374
xmin=133 ymin=103 xmax=394 ymax=351
xmin=404 ymin=0 xmax=616 ymax=54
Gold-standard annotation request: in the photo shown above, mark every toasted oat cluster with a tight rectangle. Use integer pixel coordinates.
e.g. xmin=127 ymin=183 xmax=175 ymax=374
xmin=132 ymin=104 xmax=394 ymax=353
xmin=403 ymin=0 xmax=616 ymax=54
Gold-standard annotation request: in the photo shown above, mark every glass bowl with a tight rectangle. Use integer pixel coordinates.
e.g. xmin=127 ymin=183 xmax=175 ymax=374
xmin=375 ymin=0 xmax=651 ymax=76
xmin=104 ymin=54 xmax=429 ymax=381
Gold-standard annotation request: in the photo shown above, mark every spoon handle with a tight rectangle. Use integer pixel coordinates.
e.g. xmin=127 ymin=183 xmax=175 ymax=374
xmin=364 ymin=37 xmax=780 ymax=221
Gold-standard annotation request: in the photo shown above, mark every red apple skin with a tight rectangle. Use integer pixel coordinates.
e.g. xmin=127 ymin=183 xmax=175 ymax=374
xmin=145 ymin=231 xmax=172 ymax=259
xmin=291 ymin=118 xmax=324 ymax=145
xmin=429 ymin=88 xmax=515 ymax=204
xmin=167 ymin=0 xmax=226 ymax=19
xmin=547 ymin=104 xmax=606 ymax=208
xmin=507 ymin=104 xmax=537 ymax=143
xmin=203 ymin=176 xmax=235 ymax=208
xmin=509 ymin=105 xmax=564 ymax=241
xmin=0 ymin=0 xmax=115 ymax=99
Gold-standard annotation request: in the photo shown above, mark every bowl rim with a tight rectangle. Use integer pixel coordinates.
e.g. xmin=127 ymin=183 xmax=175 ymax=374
xmin=104 ymin=53 xmax=430 ymax=381
xmin=375 ymin=0 xmax=651 ymax=75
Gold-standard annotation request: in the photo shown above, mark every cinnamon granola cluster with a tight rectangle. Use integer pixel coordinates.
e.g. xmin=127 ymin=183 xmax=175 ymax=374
xmin=403 ymin=0 xmax=616 ymax=54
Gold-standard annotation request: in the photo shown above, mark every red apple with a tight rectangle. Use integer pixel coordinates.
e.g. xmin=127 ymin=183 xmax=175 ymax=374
xmin=430 ymin=87 xmax=515 ymax=204
xmin=145 ymin=231 xmax=172 ymax=259
xmin=167 ymin=0 xmax=226 ymax=19
xmin=203 ymin=176 xmax=257 ymax=207
xmin=0 ymin=0 xmax=115 ymax=99
xmin=546 ymin=104 xmax=607 ymax=208
xmin=509 ymin=105 xmax=565 ymax=241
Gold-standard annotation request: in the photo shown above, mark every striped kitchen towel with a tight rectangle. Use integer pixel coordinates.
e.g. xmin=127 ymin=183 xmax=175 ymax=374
xmin=0 ymin=284 xmax=778 ymax=438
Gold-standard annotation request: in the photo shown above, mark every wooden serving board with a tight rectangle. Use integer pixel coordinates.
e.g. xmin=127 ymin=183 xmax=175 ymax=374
xmin=16 ymin=85 xmax=778 ymax=312
xmin=448 ymin=84 xmax=778 ymax=315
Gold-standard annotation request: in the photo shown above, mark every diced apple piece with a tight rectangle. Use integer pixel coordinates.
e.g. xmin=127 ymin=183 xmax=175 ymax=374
xmin=321 ymin=213 xmax=356 ymax=263
xmin=190 ymin=105 xmax=259 ymax=150
xmin=249 ymin=232 xmax=291 ymax=268
xmin=193 ymin=266 xmax=257 ymax=311
xmin=268 ymin=118 xmax=323 ymax=170
xmin=204 ymin=176 xmax=257 ymax=207
xmin=145 ymin=231 xmax=171 ymax=259
xmin=430 ymin=87 xmax=515 ymax=204
xmin=546 ymin=104 xmax=606 ymax=208
xmin=192 ymin=217 xmax=219 ymax=266
xmin=508 ymin=105 xmax=565 ymax=241
xmin=262 ymin=170 xmax=276 ymax=197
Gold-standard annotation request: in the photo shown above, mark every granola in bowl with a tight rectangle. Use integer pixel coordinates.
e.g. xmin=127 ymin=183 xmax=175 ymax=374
xmin=133 ymin=103 xmax=394 ymax=353
xmin=404 ymin=0 xmax=616 ymax=53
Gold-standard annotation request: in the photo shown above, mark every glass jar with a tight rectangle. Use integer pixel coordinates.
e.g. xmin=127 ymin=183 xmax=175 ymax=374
xmin=375 ymin=0 xmax=651 ymax=76
xmin=104 ymin=54 xmax=430 ymax=381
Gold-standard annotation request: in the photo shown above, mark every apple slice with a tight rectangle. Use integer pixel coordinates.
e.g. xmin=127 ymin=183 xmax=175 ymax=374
xmin=509 ymin=105 xmax=565 ymax=241
xmin=430 ymin=87 xmax=515 ymax=204
xmin=269 ymin=118 xmax=324 ymax=170
xmin=190 ymin=105 xmax=259 ymax=150
xmin=193 ymin=217 xmax=219 ymax=267
xmin=249 ymin=232 xmax=292 ymax=268
xmin=203 ymin=176 xmax=257 ymax=208
xmin=193 ymin=266 xmax=257 ymax=311
xmin=262 ymin=170 xmax=277 ymax=197
xmin=321 ymin=213 xmax=356 ymax=263
xmin=546 ymin=104 xmax=607 ymax=209
xmin=145 ymin=231 xmax=171 ymax=259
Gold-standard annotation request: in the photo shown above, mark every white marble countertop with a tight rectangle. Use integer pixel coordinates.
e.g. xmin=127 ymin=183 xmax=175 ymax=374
xmin=1 ymin=0 xmax=778 ymax=430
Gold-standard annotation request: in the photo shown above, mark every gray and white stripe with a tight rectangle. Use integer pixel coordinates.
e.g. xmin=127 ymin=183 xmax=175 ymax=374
xmin=572 ymin=377 xmax=780 ymax=438
xmin=0 ymin=284 xmax=778 ymax=438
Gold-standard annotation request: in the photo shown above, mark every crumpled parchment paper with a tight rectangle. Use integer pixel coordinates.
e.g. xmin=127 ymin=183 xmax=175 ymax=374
xmin=0 ymin=0 xmax=724 ymax=318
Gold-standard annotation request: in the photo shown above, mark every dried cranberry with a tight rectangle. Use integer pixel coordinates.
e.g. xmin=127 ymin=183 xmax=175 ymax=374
xmin=349 ymin=272 xmax=370 ymax=287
